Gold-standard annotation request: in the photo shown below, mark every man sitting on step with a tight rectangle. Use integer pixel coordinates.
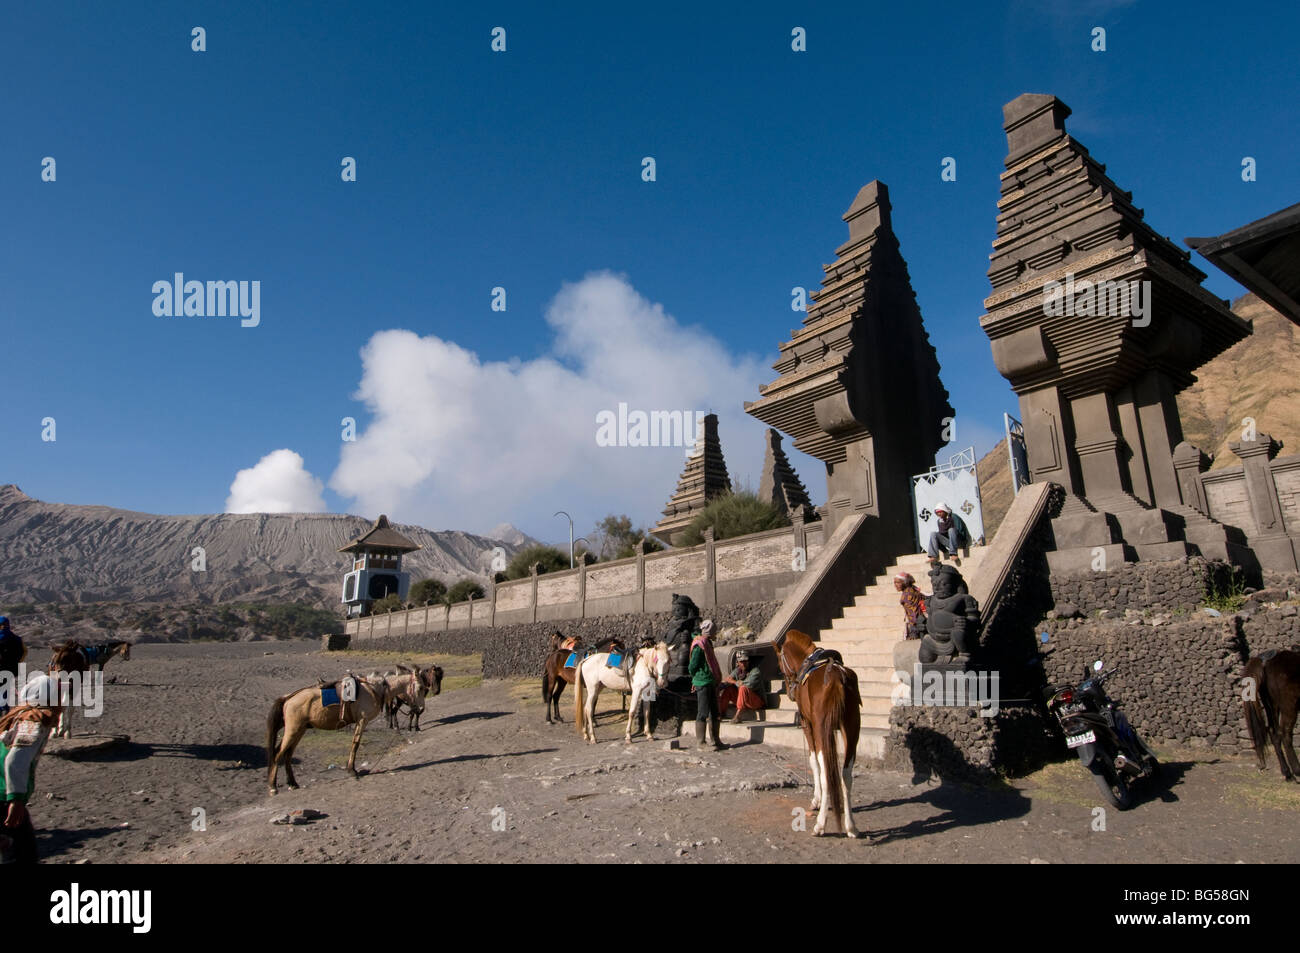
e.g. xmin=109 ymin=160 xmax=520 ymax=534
xmin=717 ymin=650 xmax=766 ymax=724
xmin=927 ymin=503 xmax=969 ymax=567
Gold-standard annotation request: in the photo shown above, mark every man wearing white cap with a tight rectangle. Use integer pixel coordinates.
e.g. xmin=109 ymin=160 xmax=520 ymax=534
xmin=927 ymin=503 xmax=969 ymax=567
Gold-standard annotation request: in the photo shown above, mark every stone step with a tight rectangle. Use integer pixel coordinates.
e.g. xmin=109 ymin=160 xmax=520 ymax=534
xmin=714 ymin=721 xmax=887 ymax=761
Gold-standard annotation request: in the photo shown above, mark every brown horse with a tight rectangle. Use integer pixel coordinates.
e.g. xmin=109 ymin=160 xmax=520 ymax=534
xmin=266 ymin=675 xmax=388 ymax=794
xmin=775 ymin=629 xmax=861 ymax=837
xmin=385 ymin=664 xmax=444 ymax=730
xmin=1243 ymin=649 xmax=1300 ymax=781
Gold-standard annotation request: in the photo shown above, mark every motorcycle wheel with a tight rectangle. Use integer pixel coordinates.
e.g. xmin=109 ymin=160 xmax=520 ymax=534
xmin=1091 ymin=761 xmax=1133 ymax=810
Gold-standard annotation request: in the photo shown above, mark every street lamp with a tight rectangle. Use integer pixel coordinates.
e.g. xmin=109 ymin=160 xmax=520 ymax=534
xmin=554 ymin=510 xmax=575 ymax=568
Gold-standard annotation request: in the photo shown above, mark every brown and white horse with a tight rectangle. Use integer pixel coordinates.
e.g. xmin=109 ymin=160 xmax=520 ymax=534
xmin=266 ymin=675 xmax=388 ymax=795
xmin=776 ymin=629 xmax=861 ymax=837
xmin=47 ymin=641 xmax=91 ymax=738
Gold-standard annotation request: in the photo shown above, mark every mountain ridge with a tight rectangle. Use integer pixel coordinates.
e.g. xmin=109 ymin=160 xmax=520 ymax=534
xmin=0 ymin=485 xmax=524 ymax=608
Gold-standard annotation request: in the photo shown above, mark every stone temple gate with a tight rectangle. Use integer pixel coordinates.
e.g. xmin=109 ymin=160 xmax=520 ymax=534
xmin=746 ymin=180 xmax=952 ymax=567
xmin=981 ymin=93 xmax=1259 ymax=574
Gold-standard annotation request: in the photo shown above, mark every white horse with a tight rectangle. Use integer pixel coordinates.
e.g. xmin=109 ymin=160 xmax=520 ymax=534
xmin=624 ymin=644 xmax=670 ymax=743
xmin=574 ymin=642 xmax=669 ymax=744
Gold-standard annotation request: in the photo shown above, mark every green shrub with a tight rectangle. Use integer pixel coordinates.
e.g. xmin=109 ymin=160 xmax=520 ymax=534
xmin=445 ymin=579 xmax=485 ymax=604
xmin=505 ymin=544 xmax=571 ymax=579
xmin=409 ymin=578 xmax=448 ymax=605
xmin=677 ymin=490 xmax=789 ymax=545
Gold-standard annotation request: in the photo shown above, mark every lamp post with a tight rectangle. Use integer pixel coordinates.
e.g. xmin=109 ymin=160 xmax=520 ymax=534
xmin=554 ymin=510 xmax=575 ymax=568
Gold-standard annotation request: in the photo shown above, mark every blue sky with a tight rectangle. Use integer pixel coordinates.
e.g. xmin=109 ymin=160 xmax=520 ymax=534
xmin=3 ymin=0 xmax=1296 ymax=541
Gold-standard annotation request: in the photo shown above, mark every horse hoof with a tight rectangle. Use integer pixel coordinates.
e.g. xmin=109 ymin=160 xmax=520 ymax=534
xmin=845 ymin=828 xmax=860 ymax=839
xmin=287 ymin=783 xmax=299 ymax=790
xmin=812 ymin=826 xmax=826 ymax=837
xmin=268 ymin=789 xmax=277 ymax=796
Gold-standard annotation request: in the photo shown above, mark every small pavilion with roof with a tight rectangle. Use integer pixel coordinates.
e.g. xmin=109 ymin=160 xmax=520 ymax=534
xmin=339 ymin=514 xmax=421 ymax=617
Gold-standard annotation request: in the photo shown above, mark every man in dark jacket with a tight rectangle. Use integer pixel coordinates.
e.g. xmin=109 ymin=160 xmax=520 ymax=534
xmin=927 ymin=503 xmax=969 ymax=567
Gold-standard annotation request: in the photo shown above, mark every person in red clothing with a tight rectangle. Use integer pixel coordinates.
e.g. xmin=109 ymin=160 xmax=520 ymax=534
xmin=894 ymin=572 xmax=928 ymax=640
xmin=717 ymin=649 xmax=766 ymax=724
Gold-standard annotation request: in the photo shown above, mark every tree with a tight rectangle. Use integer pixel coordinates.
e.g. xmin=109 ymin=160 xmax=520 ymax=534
xmin=677 ymin=490 xmax=789 ymax=546
xmin=409 ymin=578 xmax=447 ymax=606
xmin=445 ymin=579 xmax=485 ymax=604
xmin=592 ymin=514 xmax=665 ymax=560
xmin=504 ymin=543 xmax=571 ymax=579
xmin=368 ymin=594 xmax=404 ymax=614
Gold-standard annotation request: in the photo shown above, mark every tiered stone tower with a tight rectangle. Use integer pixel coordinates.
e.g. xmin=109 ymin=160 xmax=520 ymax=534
xmin=653 ymin=413 xmax=731 ymax=545
xmin=746 ymin=180 xmax=952 ymax=557
xmin=981 ymin=94 xmax=1254 ymax=572
xmin=757 ymin=428 xmax=815 ymax=522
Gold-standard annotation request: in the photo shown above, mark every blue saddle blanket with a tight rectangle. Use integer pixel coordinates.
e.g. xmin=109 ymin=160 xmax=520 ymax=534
xmin=320 ymin=686 xmax=340 ymax=707
xmin=606 ymin=652 xmax=623 ymax=668
xmin=564 ymin=651 xmax=579 ymax=669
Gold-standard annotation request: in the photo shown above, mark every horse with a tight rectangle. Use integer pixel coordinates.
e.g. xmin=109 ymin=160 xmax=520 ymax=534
xmin=775 ymin=629 xmax=861 ymax=837
xmin=542 ymin=633 xmax=625 ymax=724
xmin=80 ymin=640 xmax=131 ymax=672
xmin=46 ymin=641 xmax=90 ymax=739
xmin=266 ymin=674 xmax=388 ymax=795
xmin=623 ymin=642 xmax=670 ymax=743
xmin=385 ymin=664 xmax=444 ymax=730
xmin=573 ymin=641 xmax=664 ymax=744
xmin=1242 ymin=648 xmax=1300 ymax=781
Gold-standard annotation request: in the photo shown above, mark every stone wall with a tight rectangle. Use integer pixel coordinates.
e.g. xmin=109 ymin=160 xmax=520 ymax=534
xmin=349 ymin=601 xmax=780 ymax=679
xmin=1047 ymin=556 xmax=1235 ymax=616
xmin=1040 ymin=606 xmax=1300 ymax=753
xmin=886 ymin=706 xmax=1057 ymax=782
xmin=346 ymin=521 xmax=822 ymax=640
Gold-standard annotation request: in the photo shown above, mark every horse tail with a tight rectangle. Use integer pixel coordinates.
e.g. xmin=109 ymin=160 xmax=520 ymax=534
xmin=542 ymin=666 xmax=552 ymax=705
xmin=1242 ymin=658 xmax=1270 ymax=765
xmin=574 ymin=657 xmax=586 ymax=738
xmin=818 ymin=669 xmax=847 ymax=824
xmin=267 ymin=693 xmax=289 ymax=766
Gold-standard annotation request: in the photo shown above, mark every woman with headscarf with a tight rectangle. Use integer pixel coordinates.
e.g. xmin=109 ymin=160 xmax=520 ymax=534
xmin=894 ymin=572 xmax=928 ymax=640
xmin=688 ymin=620 xmax=727 ymax=750
xmin=0 ymin=673 xmax=63 ymax=863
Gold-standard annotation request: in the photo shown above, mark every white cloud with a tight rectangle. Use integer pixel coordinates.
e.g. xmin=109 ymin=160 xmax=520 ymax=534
xmin=329 ymin=271 xmax=775 ymax=536
xmin=226 ymin=449 xmax=327 ymax=514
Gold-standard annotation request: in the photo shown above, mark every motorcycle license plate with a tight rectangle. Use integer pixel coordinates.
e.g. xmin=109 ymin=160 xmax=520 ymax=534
xmin=1066 ymin=730 xmax=1096 ymax=749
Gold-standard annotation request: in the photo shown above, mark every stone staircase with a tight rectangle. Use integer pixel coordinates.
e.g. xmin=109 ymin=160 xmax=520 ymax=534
xmin=718 ymin=548 xmax=988 ymax=759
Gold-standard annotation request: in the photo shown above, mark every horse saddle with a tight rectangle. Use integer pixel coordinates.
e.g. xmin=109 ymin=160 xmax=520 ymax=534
xmin=318 ymin=676 xmax=360 ymax=708
xmin=605 ymin=652 xmax=624 ymax=669
xmin=564 ymin=651 xmax=582 ymax=669
xmin=793 ymin=648 xmax=844 ymax=691
xmin=82 ymin=645 xmax=103 ymax=665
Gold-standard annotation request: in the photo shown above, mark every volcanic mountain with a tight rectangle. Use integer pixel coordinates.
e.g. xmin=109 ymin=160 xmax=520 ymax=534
xmin=0 ymin=484 xmax=527 ymax=607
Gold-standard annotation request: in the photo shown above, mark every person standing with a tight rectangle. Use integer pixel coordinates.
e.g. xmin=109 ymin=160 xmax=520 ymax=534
xmin=689 ymin=620 xmax=727 ymax=750
xmin=894 ymin=573 xmax=928 ymax=640
xmin=0 ymin=618 xmax=26 ymax=717
xmin=0 ymin=673 xmax=62 ymax=864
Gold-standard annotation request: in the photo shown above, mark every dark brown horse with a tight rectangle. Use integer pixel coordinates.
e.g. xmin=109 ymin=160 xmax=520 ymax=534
xmin=775 ymin=629 xmax=861 ymax=837
xmin=541 ymin=633 xmax=626 ymax=724
xmin=1243 ymin=649 xmax=1300 ymax=780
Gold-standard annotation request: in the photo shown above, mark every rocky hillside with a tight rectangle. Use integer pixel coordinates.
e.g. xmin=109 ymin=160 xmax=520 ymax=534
xmin=977 ymin=293 xmax=1300 ymax=536
xmin=0 ymin=485 xmax=529 ymax=608
xmin=1179 ymin=294 xmax=1300 ymax=466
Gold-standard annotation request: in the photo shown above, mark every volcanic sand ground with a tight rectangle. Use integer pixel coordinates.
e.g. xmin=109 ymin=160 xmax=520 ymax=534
xmin=25 ymin=641 xmax=1300 ymax=864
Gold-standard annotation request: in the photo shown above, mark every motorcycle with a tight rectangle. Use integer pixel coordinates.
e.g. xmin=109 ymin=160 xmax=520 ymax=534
xmin=1041 ymin=640 xmax=1159 ymax=809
